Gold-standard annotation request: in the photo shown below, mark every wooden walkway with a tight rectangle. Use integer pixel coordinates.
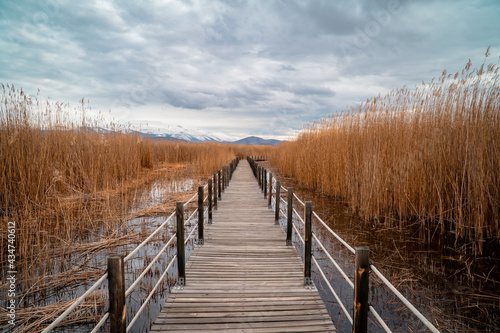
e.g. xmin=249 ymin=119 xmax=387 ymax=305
xmin=151 ymin=160 xmax=336 ymax=332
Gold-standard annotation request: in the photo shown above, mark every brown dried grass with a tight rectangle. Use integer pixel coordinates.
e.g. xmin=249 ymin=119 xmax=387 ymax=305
xmin=0 ymin=84 xmax=271 ymax=291
xmin=271 ymin=57 xmax=500 ymax=254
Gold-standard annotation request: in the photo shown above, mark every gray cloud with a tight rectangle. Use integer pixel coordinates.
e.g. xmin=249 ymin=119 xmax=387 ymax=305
xmin=1 ymin=0 xmax=499 ymax=139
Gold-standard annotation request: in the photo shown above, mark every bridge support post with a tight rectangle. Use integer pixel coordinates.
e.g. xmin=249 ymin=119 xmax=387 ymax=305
xmin=198 ymin=186 xmax=204 ymax=245
xmin=275 ymin=181 xmax=280 ymax=225
xmin=208 ymin=179 xmax=213 ymax=223
xmin=213 ymin=174 xmax=217 ymax=210
xmin=268 ymin=173 xmax=273 ymax=208
xmin=353 ymin=246 xmax=370 ymax=333
xmin=304 ymin=202 xmax=313 ymax=286
xmin=286 ymin=188 xmax=293 ymax=246
xmin=218 ymin=170 xmax=222 ymax=200
xmin=108 ymin=254 xmax=126 ymax=333
xmin=176 ymin=202 xmax=185 ymax=287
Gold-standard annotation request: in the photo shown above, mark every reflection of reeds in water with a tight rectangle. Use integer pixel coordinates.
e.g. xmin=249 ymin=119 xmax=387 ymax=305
xmin=272 ymin=55 xmax=500 ymax=255
xmin=0 ymin=84 xmax=274 ymax=331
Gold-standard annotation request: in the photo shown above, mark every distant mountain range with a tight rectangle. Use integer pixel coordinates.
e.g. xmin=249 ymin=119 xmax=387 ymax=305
xmin=127 ymin=122 xmax=281 ymax=146
xmin=232 ymin=136 xmax=281 ymax=146
xmin=130 ymin=123 xmax=229 ymax=142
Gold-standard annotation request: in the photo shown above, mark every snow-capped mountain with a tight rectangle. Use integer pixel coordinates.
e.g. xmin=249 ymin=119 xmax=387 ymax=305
xmin=130 ymin=121 xmax=237 ymax=142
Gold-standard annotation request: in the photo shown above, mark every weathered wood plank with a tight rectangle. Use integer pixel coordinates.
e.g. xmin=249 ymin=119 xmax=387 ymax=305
xmin=151 ymin=160 xmax=335 ymax=332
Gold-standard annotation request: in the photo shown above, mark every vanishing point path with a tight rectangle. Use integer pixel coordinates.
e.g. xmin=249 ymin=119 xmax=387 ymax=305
xmin=151 ymin=160 xmax=336 ymax=332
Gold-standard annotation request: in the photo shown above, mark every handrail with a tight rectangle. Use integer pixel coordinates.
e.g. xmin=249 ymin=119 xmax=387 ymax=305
xmin=41 ymin=273 xmax=108 ymax=333
xmin=90 ymin=312 xmax=109 ymax=333
xmin=42 ymin=159 xmax=238 ymax=332
xmin=312 ymin=211 xmax=355 ymax=254
xmin=125 ymin=235 xmax=177 ymax=297
xmin=124 ymin=210 xmax=176 ymax=262
xmin=371 ymin=265 xmax=440 ymax=333
xmin=263 ymin=164 xmax=440 ymax=332
xmin=185 ymin=208 xmax=198 ymax=226
xmin=185 ymin=223 xmax=198 ymax=244
xmin=312 ymin=256 xmax=353 ymax=324
xmin=184 ymin=192 xmax=198 ymax=206
xmin=126 ymin=254 xmax=177 ymax=332
xmin=312 ymin=234 xmax=353 ymax=288
xmin=293 ymin=192 xmax=305 ymax=206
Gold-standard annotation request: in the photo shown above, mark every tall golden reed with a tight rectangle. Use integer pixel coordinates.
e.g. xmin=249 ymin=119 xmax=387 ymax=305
xmin=271 ymin=59 xmax=500 ymax=253
xmin=0 ymin=84 xmax=274 ymax=286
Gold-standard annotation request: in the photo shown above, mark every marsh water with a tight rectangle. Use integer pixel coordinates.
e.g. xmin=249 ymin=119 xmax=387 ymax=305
xmin=262 ymin=161 xmax=499 ymax=332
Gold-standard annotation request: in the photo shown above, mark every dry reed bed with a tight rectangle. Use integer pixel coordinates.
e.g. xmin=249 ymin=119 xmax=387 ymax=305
xmin=272 ymin=59 xmax=500 ymax=254
xmin=0 ymin=84 xmax=274 ymax=307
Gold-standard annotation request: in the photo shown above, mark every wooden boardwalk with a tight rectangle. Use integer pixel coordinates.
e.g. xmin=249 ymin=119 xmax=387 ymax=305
xmin=151 ymin=160 xmax=336 ymax=332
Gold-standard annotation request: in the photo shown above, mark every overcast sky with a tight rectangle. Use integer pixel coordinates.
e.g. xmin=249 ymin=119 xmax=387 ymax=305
xmin=1 ymin=0 xmax=499 ymax=140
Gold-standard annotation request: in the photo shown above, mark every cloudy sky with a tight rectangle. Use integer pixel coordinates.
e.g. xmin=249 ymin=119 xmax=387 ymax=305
xmin=1 ymin=0 xmax=499 ymax=140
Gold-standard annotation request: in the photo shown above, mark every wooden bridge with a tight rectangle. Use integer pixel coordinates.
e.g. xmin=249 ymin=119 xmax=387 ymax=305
xmin=43 ymin=157 xmax=439 ymax=333
xmin=151 ymin=160 xmax=336 ymax=332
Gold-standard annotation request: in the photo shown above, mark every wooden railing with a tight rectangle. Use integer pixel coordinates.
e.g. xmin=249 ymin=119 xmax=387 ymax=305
xmin=247 ymin=156 xmax=440 ymax=333
xmin=42 ymin=158 xmax=239 ymax=333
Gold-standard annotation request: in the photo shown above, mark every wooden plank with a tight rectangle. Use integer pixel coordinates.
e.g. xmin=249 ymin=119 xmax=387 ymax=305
xmin=161 ymin=309 xmax=329 ymax=318
xmin=152 ymin=319 xmax=334 ymax=330
xmin=151 ymin=160 xmax=336 ymax=332
xmin=157 ymin=325 xmax=336 ymax=333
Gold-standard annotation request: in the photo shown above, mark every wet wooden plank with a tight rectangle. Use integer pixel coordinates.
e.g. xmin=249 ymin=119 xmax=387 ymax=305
xmin=151 ymin=160 xmax=336 ymax=332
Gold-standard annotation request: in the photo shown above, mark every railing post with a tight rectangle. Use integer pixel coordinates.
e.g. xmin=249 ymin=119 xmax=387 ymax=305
xmin=304 ymin=201 xmax=313 ymax=286
xmin=268 ymin=173 xmax=273 ymax=208
xmin=218 ymin=170 xmax=221 ymax=200
xmin=176 ymin=202 xmax=185 ymax=287
xmin=222 ymin=167 xmax=225 ymax=191
xmin=213 ymin=174 xmax=217 ymax=210
xmin=261 ymin=168 xmax=265 ymax=192
xmin=275 ymin=181 xmax=280 ymax=225
xmin=208 ymin=179 xmax=213 ymax=223
xmin=353 ymin=246 xmax=370 ymax=333
xmin=226 ymin=166 xmax=229 ymax=187
xmin=257 ymin=165 xmax=261 ymax=186
xmin=263 ymin=169 xmax=267 ymax=198
xmin=287 ymin=188 xmax=293 ymax=246
xmin=108 ymin=254 xmax=126 ymax=333
xmin=198 ymin=186 xmax=204 ymax=245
